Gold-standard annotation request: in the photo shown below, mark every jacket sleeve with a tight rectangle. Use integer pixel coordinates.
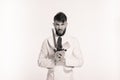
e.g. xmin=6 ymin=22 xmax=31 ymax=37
xmin=66 ymin=38 xmax=84 ymax=67
xmin=38 ymin=39 xmax=55 ymax=69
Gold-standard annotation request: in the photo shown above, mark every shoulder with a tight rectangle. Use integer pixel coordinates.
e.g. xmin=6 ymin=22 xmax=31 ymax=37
xmin=42 ymin=36 xmax=53 ymax=44
xmin=68 ymin=35 xmax=79 ymax=43
xmin=68 ymin=36 xmax=81 ymax=49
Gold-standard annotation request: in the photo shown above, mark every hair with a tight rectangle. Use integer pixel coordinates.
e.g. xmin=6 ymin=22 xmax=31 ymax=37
xmin=54 ymin=12 xmax=67 ymax=23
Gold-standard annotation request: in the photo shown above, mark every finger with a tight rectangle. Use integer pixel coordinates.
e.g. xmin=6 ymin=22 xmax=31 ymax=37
xmin=59 ymin=54 xmax=62 ymax=56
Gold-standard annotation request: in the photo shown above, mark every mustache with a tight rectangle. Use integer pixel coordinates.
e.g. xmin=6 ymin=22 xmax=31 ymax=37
xmin=58 ymin=29 xmax=62 ymax=31
xmin=55 ymin=28 xmax=66 ymax=36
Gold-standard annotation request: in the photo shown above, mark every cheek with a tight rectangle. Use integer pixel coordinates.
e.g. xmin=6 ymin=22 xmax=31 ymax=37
xmin=62 ymin=25 xmax=66 ymax=30
xmin=55 ymin=27 xmax=59 ymax=31
xmin=55 ymin=26 xmax=59 ymax=30
xmin=54 ymin=25 xmax=58 ymax=29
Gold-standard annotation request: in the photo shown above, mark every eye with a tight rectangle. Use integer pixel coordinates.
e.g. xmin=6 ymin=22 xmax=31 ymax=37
xmin=56 ymin=23 xmax=59 ymax=26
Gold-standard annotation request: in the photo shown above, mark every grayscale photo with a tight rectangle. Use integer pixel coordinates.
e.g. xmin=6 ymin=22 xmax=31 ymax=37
xmin=0 ymin=0 xmax=120 ymax=80
xmin=38 ymin=12 xmax=83 ymax=80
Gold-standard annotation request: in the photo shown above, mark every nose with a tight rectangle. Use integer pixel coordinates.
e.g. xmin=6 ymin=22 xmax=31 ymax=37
xmin=58 ymin=25 xmax=62 ymax=29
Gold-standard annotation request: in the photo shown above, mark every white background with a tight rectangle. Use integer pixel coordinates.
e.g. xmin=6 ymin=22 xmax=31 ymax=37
xmin=0 ymin=0 xmax=120 ymax=80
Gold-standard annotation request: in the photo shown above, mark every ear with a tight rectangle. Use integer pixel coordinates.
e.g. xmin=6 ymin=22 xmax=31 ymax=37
xmin=53 ymin=23 xmax=54 ymax=26
xmin=65 ymin=22 xmax=68 ymax=27
xmin=53 ymin=23 xmax=56 ymax=29
xmin=66 ymin=22 xmax=68 ymax=26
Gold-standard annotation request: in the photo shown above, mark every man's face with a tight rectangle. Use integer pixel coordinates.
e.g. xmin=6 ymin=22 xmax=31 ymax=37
xmin=53 ymin=20 xmax=67 ymax=36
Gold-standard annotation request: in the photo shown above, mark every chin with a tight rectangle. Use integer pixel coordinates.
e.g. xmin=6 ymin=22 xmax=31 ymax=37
xmin=56 ymin=29 xmax=66 ymax=36
xmin=59 ymin=32 xmax=63 ymax=35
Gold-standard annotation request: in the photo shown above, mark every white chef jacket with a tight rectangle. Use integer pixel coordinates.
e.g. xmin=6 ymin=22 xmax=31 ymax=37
xmin=38 ymin=31 xmax=83 ymax=80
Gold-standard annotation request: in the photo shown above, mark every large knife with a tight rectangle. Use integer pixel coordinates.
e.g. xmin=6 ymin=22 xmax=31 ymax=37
xmin=52 ymin=28 xmax=69 ymax=51
xmin=52 ymin=28 xmax=57 ymax=51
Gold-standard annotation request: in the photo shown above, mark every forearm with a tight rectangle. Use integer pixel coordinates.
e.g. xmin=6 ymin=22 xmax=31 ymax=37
xmin=38 ymin=58 xmax=55 ymax=68
xmin=65 ymin=56 xmax=83 ymax=67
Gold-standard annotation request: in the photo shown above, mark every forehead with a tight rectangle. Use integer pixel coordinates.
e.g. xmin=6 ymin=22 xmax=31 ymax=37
xmin=54 ymin=20 xmax=66 ymax=24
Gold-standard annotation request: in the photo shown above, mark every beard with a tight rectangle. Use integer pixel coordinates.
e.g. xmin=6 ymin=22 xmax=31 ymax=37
xmin=55 ymin=28 xmax=66 ymax=36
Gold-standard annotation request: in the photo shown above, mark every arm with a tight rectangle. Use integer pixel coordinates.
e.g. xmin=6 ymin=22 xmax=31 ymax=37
xmin=38 ymin=39 xmax=55 ymax=69
xmin=72 ymin=39 xmax=83 ymax=67
xmin=65 ymin=38 xmax=84 ymax=68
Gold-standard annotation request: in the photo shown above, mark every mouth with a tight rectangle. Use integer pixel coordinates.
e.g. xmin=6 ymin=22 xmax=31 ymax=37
xmin=58 ymin=29 xmax=63 ymax=33
xmin=55 ymin=28 xmax=66 ymax=36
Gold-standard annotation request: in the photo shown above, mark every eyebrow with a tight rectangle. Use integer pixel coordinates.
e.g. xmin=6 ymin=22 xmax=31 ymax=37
xmin=55 ymin=23 xmax=64 ymax=25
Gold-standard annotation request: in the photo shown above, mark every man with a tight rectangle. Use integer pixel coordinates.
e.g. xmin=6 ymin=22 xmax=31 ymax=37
xmin=38 ymin=12 xmax=83 ymax=80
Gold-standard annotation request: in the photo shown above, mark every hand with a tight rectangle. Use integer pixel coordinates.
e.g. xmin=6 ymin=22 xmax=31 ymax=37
xmin=54 ymin=50 xmax=65 ymax=62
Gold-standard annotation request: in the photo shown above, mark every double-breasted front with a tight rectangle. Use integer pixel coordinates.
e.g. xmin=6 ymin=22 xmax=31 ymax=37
xmin=38 ymin=32 xmax=83 ymax=80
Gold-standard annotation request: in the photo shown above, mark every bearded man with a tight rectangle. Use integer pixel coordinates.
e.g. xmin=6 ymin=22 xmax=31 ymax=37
xmin=38 ymin=12 xmax=83 ymax=80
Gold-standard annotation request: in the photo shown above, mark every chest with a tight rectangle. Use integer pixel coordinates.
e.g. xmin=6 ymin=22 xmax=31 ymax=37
xmin=46 ymin=37 xmax=74 ymax=58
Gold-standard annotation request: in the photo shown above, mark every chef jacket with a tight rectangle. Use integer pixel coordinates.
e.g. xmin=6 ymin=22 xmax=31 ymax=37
xmin=38 ymin=31 xmax=83 ymax=80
